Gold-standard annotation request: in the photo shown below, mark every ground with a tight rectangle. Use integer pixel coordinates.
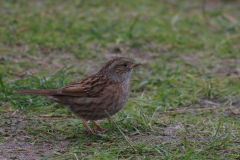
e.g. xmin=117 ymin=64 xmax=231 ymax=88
xmin=1 ymin=0 xmax=240 ymax=159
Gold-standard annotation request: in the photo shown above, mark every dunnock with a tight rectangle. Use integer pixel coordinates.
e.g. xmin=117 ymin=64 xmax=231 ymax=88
xmin=14 ymin=57 xmax=141 ymax=134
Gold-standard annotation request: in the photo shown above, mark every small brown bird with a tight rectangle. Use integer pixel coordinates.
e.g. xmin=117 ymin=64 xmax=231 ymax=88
xmin=14 ymin=57 xmax=141 ymax=134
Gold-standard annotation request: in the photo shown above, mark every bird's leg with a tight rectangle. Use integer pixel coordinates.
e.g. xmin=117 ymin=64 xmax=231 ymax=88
xmin=80 ymin=117 xmax=95 ymax=135
xmin=91 ymin=120 xmax=105 ymax=131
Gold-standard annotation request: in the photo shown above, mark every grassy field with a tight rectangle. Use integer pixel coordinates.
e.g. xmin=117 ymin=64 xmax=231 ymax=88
xmin=1 ymin=0 xmax=240 ymax=159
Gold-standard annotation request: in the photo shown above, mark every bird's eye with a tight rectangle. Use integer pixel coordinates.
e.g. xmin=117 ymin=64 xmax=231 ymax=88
xmin=122 ymin=63 xmax=128 ymax=67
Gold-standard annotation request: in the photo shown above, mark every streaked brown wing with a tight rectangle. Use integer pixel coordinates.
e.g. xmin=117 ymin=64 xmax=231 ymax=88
xmin=54 ymin=73 xmax=113 ymax=97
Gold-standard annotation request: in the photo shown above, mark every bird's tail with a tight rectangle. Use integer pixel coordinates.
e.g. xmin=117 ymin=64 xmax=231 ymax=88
xmin=14 ymin=89 xmax=57 ymax=96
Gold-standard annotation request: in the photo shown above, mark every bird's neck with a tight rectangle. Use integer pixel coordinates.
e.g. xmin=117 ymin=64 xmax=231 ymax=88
xmin=99 ymin=70 xmax=131 ymax=83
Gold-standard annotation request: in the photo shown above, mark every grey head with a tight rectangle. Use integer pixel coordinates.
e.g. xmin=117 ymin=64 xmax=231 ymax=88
xmin=99 ymin=57 xmax=141 ymax=82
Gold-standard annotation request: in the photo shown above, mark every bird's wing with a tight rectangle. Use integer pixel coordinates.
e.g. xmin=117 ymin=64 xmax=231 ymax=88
xmin=56 ymin=73 xmax=113 ymax=97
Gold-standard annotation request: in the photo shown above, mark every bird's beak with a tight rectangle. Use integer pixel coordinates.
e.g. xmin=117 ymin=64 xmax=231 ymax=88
xmin=131 ymin=63 xmax=142 ymax=68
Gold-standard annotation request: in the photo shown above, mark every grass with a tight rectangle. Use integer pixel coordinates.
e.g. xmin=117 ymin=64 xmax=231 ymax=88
xmin=1 ymin=0 xmax=240 ymax=159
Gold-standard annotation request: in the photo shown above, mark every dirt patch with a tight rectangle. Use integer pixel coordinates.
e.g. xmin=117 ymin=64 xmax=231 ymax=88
xmin=0 ymin=114 xmax=75 ymax=160
xmin=0 ymin=139 xmax=69 ymax=160
xmin=180 ymin=54 xmax=201 ymax=64
xmin=131 ymin=124 xmax=213 ymax=148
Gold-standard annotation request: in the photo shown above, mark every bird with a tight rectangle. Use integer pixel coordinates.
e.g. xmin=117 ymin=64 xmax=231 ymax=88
xmin=14 ymin=57 xmax=141 ymax=134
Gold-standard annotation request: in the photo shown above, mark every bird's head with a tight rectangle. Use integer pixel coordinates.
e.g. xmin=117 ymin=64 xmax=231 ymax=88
xmin=100 ymin=57 xmax=141 ymax=82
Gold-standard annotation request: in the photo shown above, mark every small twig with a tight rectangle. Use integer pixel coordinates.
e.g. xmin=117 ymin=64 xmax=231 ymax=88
xmin=104 ymin=110 xmax=137 ymax=152
xmin=74 ymin=153 xmax=79 ymax=160
xmin=224 ymin=107 xmax=240 ymax=115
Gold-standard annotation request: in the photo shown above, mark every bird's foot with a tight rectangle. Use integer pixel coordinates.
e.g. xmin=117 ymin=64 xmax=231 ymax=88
xmin=91 ymin=120 xmax=105 ymax=131
xmin=96 ymin=126 xmax=105 ymax=131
